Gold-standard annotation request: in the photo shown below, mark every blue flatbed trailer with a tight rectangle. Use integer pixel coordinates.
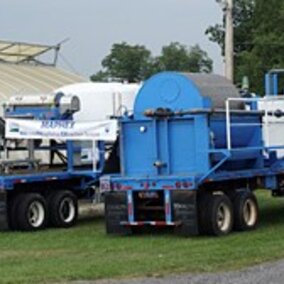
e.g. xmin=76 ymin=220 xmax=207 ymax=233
xmin=0 ymin=168 xmax=101 ymax=229
xmin=101 ymin=71 xmax=284 ymax=236
xmin=0 ymin=92 xmax=114 ymax=231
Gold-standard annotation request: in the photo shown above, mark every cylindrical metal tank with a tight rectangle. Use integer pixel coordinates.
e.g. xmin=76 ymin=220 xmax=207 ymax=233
xmin=134 ymin=72 xmax=241 ymax=118
xmin=133 ymin=72 xmax=263 ymax=168
xmin=57 ymin=82 xmax=141 ymax=121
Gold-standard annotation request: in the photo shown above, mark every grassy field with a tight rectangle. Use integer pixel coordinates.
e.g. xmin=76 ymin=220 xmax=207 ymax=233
xmin=1 ymin=190 xmax=284 ymax=283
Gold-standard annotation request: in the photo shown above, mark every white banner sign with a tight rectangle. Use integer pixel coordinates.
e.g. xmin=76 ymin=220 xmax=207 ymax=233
xmin=5 ymin=119 xmax=118 ymax=141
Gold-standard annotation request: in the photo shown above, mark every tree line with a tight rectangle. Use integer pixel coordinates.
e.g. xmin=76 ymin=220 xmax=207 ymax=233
xmin=90 ymin=42 xmax=213 ymax=83
xmin=207 ymin=0 xmax=284 ymax=94
xmin=91 ymin=0 xmax=283 ymax=94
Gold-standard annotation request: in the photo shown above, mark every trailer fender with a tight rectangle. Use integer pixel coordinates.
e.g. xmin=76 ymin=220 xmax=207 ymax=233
xmin=172 ymin=191 xmax=198 ymax=236
xmin=105 ymin=191 xmax=132 ymax=235
xmin=0 ymin=191 xmax=8 ymax=230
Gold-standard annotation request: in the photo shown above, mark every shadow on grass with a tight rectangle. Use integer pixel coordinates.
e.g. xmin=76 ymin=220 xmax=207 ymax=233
xmin=259 ymin=203 xmax=284 ymax=228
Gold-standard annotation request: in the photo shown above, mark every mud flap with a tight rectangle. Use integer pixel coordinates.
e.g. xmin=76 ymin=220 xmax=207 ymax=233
xmin=104 ymin=191 xmax=132 ymax=235
xmin=172 ymin=190 xmax=198 ymax=236
xmin=0 ymin=191 xmax=8 ymax=230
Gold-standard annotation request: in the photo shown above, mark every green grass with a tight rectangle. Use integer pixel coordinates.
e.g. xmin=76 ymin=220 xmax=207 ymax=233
xmin=1 ymin=190 xmax=284 ymax=283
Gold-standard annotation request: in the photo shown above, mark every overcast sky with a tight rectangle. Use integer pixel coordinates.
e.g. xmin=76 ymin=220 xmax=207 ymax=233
xmin=0 ymin=0 xmax=224 ymax=79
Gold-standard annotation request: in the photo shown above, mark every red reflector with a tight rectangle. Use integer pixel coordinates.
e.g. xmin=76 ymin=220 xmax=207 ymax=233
xmin=162 ymin=185 xmax=174 ymax=190
xmin=128 ymin=203 xmax=133 ymax=216
xmin=182 ymin=182 xmax=193 ymax=188
xmin=144 ymin=182 xmax=149 ymax=189
xmin=175 ymin=182 xmax=181 ymax=188
xmin=14 ymin=179 xmax=26 ymax=184
xmin=121 ymin=186 xmax=133 ymax=190
xmin=155 ymin=221 xmax=167 ymax=226
xmin=165 ymin=203 xmax=170 ymax=215
xmin=183 ymin=182 xmax=188 ymax=188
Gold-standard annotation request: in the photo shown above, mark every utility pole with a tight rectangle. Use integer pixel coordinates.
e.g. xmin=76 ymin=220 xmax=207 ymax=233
xmin=225 ymin=0 xmax=234 ymax=82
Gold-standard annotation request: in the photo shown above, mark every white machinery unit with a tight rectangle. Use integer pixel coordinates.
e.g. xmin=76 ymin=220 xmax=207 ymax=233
xmin=258 ymin=98 xmax=284 ymax=158
xmin=56 ymin=82 xmax=141 ymax=121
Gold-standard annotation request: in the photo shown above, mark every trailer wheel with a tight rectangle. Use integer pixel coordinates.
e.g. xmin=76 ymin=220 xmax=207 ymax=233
xmin=8 ymin=194 xmax=23 ymax=230
xmin=17 ymin=193 xmax=47 ymax=231
xmin=233 ymin=191 xmax=258 ymax=231
xmin=200 ymin=194 xmax=233 ymax=236
xmin=48 ymin=191 xmax=78 ymax=228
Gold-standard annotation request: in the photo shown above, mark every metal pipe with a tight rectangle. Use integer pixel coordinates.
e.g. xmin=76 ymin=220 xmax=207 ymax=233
xmin=225 ymin=0 xmax=234 ymax=82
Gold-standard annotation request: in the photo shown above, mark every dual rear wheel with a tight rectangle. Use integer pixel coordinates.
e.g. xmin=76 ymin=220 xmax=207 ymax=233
xmin=9 ymin=191 xmax=78 ymax=231
xmin=199 ymin=191 xmax=258 ymax=236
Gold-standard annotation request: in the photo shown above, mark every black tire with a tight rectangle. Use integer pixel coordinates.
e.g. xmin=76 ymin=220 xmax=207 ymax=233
xmin=48 ymin=191 xmax=78 ymax=228
xmin=233 ymin=191 xmax=259 ymax=231
xmin=8 ymin=194 xmax=24 ymax=230
xmin=198 ymin=192 xmax=211 ymax=235
xmin=17 ymin=193 xmax=47 ymax=231
xmin=199 ymin=193 xmax=233 ymax=236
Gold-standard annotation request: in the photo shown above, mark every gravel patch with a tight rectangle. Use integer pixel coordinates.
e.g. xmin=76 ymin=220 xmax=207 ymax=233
xmin=68 ymin=258 xmax=284 ymax=284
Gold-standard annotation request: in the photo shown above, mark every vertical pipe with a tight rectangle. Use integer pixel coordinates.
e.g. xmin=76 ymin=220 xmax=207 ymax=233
xmin=273 ymin=73 xmax=278 ymax=96
xmin=118 ymin=92 xmax=122 ymax=116
xmin=112 ymin=92 xmax=116 ymax=117
xmin=97 ymin=141 xmax=105 ymax=172
xmin=92 ymin=141 xmax=97 ymax=172
xmin=127 ymin=190 xmax=134 ymax=223
xmin=164 ymin=190 xmax=172 ymax=224
xmin=67 ymin=141 xmax=74 ymax=173
xmin=226 ymin=99 xmax=232 ymax=150
xmin=225 ymin=0 xmax=234 ymax=82
xmin=164 ymin=119 xmax=170 ymax=175
xmin=153 ymin=119 xmax=159 ymax=175
xmin=265 ymin=73 xmax=271 ymax=96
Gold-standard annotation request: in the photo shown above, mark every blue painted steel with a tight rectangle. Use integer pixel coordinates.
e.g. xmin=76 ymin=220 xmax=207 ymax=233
xmin=265 ymin=73 xmax=271 ymax=96
xmin=164 ymin=190 xmax=172 ymax=223
xmin=2 ymin=95 xmax=104 ymax=195
xmin=104 ymin=71 xmax=284 ymax=226
xmin=127 ymin=191 xmax=134 ymax=222
xmin=134 ymin=73 xmax=209 ymax=119
xmin=273 ymin=73 xmax=278 ymax=95
xmin=120 ymin=72 xmax=264 ymax=181
xmin=5 ymin=106 xmax=65 ymax=120
xmin=0 ymin=170 xmax=100 ymax=191
xmin=121 ymin=116 xmax=211 ymax=177
xmin=265 ymin=70 xmax=284 ymax=96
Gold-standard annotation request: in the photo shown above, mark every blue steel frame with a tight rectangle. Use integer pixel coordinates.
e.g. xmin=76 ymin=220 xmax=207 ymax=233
xmin=102 ymin=70 xmax=284 ymax=227
xmin=265 ymin=69 xmax=284 ymax=96
xmin=2 ymin=98 xmax=105 ymax=194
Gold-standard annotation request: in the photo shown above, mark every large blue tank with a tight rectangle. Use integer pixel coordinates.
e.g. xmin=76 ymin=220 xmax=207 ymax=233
xmin=121 ymin=72 xmax=263 ymax=178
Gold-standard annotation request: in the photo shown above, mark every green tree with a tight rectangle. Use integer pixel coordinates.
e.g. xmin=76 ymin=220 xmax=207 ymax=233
xmin=90 ymin=42 xmax=213 ymax=82
xmin=157 ymin=42 xmax=212 ymax=73
xmin=91 ymin=42 xmax=151 ymax=83
xmin=90 ymin=70 xmax=109 ymax=82
xmin=206 ymin=0 xmax=255 ymax=55
xmin=206 ymin=0 xmax=284 ymax=94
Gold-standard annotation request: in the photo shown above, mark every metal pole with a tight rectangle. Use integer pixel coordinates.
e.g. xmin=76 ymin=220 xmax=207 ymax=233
xmin=225 ymin=0 xmax=234 ymax=82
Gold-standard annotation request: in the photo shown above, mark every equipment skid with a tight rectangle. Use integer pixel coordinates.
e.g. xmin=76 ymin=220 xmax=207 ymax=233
xmin=0 ymin=92 xmax=106 ymax=231
xmin=102 ymin=71 xmax=284 ymax=237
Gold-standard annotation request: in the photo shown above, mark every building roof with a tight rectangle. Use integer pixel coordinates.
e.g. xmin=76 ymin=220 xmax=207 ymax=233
xmin=0 ymin=63 xmax=86 ymax=101
xmin=0 ymin=40 xmax=87 ymax=115
xmin=0 ymin=40 xmax=57 ymax=64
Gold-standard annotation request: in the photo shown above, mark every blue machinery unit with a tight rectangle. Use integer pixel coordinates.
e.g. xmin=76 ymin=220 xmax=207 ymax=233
xmin=102 ymin=72 xmax=284 ymax=236
xmin=0 ymin=93 xmax=106 ymax=231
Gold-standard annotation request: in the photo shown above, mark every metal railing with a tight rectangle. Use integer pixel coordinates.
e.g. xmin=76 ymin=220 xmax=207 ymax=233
xmin=225 ymin=96 xmax=284 ymax=152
